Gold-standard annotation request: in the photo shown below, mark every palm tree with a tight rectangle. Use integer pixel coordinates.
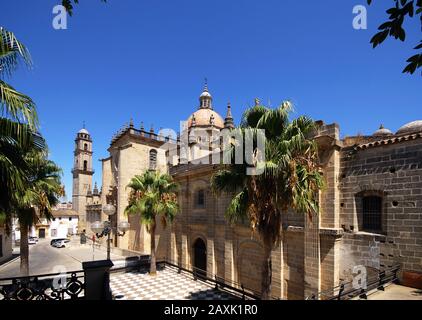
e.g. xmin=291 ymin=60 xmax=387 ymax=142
xmin=13 ymin=150 xmax=63 ymax=275
xmin=125 ymin=170 xmax=179 ymax=275
xmin=211 ymin=101 xmax=324 ymax=299
xmin=1 ymin=27 xmax=41 ymax=230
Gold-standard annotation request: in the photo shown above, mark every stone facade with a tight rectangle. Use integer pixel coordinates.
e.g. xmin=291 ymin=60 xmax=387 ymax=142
xmin=76 ymin=83 xmax=422 ymax=299
xmin=72 ymin=128 xmax=95 ymax=231
xmin=0 ymin=226 xmax=13 ymax=264
xmin=338 ymin=132 xmax=422 ymax=282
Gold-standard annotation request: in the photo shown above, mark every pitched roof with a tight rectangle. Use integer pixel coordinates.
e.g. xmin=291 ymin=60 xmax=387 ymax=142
xmin=354 ymin=132 xmax=422 ymax=151
xmin=52 ymin=209 xmax=79 ymax=217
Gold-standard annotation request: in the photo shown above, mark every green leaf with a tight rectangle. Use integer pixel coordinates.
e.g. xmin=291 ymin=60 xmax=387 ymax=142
xmin=378 ymin=21 xmax=392 ymax=30
xmin=370 ymin=30 xmax=389 ymax=48
xmin=402 ymin=54 xmax=422 ymax=74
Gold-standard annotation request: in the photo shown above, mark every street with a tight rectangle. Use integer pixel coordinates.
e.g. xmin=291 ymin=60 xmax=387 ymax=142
xmin=0 ymin=238 xmax=127 ymax=278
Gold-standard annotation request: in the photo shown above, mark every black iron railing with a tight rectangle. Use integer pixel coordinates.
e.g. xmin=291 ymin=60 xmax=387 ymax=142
xmin=109 ymin=256 xmax=272 ymax=300
xmin=0 ymin=270 xmax=85 ymax=300
xmin=306 ymin=264 xmax=400 ymax=300
xmin=163 ymin=259 xmax=262 ymax=300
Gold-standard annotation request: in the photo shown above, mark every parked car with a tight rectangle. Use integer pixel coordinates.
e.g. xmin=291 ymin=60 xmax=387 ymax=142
xmin=50 ymin=238 xmax=70 ymax=247
xmin=29 ymin=236 xmax=39 ymax=243
xmin=28 ymin=237 xmax=37 ymax=245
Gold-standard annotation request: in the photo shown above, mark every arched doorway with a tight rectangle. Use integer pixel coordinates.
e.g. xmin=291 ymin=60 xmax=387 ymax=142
xmin=193 ymin=238 xmax=207 ymax=278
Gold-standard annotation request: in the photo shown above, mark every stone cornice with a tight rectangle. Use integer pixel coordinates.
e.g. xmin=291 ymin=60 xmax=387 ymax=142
xmin=284 ymin=225 xmax=344 ymax=238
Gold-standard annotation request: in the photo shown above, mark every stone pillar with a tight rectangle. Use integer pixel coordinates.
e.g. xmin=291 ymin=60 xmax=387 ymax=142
xmin=207 ymin=238 xmax=215 ymax=278
xmin=207 ymin=187 xmax=216 ymax=277
xmin=117 ymin=149 xmax=129 ymax=250
xmin=304 ymin=212 xmax=321 ymax=298
xmin=181 ymin=234 xmax=189 ymax=269
xmin=317 ymin=125 xmax=342 ymax=296
xmin=271 ymin=242 xmax=284 ymax=299
xmin=82 ymin=260 xmax=114 ymax=300
xmin=170 ymin=231 xmax=177 ymax=264
xmin=224 ymin=225 xmax=235 ymax=285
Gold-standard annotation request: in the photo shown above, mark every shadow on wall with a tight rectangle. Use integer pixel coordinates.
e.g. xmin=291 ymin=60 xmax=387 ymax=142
xmin=339 ymin=235 xmax=381 ymax=282
xmin=237 ymin=240 xmax=264 ymax=295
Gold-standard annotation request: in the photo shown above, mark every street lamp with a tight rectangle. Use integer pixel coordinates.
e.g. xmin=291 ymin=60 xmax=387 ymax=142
xmin=90 ymin=204 xmax=130 ymax=260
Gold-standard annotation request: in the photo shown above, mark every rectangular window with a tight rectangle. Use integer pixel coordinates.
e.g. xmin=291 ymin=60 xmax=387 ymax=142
xmin=196 ymin=190 xmax=205 ymax=208
xmin=362 ymin=196 xmax=382 ymax=232
xmin=149 ymin=149 xmax=157 ymax=170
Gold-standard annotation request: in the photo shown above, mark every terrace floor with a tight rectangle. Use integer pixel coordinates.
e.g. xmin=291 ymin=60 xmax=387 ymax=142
xmin=110 ymin=266 xmax=241 ymax=300
xmin=353 ymin=284 xmax=422 ymax=300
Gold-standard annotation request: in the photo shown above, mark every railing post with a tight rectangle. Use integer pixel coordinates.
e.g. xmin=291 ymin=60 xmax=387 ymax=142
xmin=241 ymin=284 xmax=245 ymax=300
xmin=337 ymin=284 xmax=345 ymax=300
xmin=392 ymin=266 xmax=399 ymax=283
xmin=378 ymin=270 xmax=386 ymax=291
xmin=358 ymin=288 xmax=367 ymax=300
xmin=82 ymin=260 xmax=114 ymax=300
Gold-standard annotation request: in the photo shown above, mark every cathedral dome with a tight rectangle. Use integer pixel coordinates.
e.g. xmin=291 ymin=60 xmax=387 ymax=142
xmin=187 ymin=109 xmax=224 ymax=129
xmin=373 ymin=125 xmax=393 ymax=137
xmin=396 ymin=120 xmax=422 ymax=135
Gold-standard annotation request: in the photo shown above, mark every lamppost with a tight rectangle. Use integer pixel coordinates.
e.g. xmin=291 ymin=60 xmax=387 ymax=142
xmin=90 ymin=203 xmax=130 ymax=260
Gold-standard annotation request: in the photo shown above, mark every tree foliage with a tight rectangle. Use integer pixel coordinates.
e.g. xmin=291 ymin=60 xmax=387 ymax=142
xmin=125 ymin=170 xmax=179 ymax=274
xmin=368 ymin=0 xmax=422 ymax=75
xmin=61 ymin=0 xmax=107 ymax=16
xmin=211 ymin=101 xmax=324 ymax=299
xmin=0 ymin=27 xmax=43 ymax=224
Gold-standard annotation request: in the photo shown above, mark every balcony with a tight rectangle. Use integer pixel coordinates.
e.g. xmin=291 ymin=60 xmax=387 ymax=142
xmin=71 ymin=167 xmax=95 ymax=175
xmin=86 ymin=204 xmax=102 ymax=212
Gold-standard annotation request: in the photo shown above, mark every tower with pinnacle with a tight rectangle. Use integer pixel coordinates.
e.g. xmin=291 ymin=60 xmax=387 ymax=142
xmin=72 ymin=125 xmax=94 ymax=231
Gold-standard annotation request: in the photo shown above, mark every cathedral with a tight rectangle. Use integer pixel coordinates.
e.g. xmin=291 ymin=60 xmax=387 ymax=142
xmin=71 ymin=83 xmax=422 ymax=299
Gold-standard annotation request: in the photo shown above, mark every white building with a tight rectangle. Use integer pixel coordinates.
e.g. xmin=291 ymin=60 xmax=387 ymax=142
xmin=13 ymin=209 xmax=79 ymax=241
xmin=49 ymin=209 xmax=79 ymax=238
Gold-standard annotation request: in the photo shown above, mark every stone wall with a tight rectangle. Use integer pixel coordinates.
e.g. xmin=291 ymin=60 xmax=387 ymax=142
xmin=170 ymin=166 xmax=285 ymax=299
xmin=283 ymin=231 xmax=304 ymax=299
xmin=339 ymin=137 xmax=422 ymax=277
xmin=107 ymin=136 xmax=167 ymax=252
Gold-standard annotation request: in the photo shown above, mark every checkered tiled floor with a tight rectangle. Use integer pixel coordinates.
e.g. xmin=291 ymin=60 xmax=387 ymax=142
xmin=110 ymin=267 xmax=239 ymax=300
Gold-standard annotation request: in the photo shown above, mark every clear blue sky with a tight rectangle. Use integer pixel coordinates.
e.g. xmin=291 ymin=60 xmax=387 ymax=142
xmin=2 ymin=0 xmax=421 ymax=199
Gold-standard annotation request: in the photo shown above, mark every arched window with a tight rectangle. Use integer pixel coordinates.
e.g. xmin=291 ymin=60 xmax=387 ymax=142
xmin=84 ymin=143 xmax=88 ymax=151
xmin=149 ymin=149 xmax=157 ymax=170
xmin=83 ymin=160 xmax=88 ymax=171
xmin=362 ymin=195 xmax=382 ymax=232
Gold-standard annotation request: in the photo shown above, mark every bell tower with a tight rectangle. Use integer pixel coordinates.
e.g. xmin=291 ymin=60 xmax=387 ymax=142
xmin=72 ymin=125 xmax=94 ymax=230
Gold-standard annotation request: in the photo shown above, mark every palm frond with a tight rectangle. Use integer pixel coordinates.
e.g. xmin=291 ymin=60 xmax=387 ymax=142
xmin=0 ymin=80 xmax=38 ymax=129
xmin=0 ymin=27 xmax=32 ymax=77
xmin=225 ymin=189 xmax=248 ymax=224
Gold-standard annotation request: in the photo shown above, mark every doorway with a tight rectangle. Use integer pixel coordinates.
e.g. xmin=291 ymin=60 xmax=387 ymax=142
xmin=193 ymin=238 xmax=207 ymax=278
xmin=38 ymin=228 xmax=46 ymax=238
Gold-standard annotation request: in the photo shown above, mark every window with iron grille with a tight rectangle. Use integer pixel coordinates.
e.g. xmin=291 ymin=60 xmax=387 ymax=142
xmin=149 ymin=149 xmax=157 ymax=170
xmin=362 ymin=196 xmax=382 ymax=232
